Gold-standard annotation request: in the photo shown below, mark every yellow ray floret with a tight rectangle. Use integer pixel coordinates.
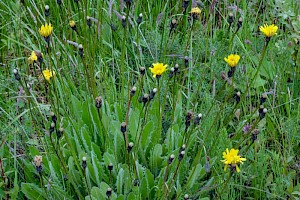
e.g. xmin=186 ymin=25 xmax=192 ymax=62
xmin=259 ymin=24 xmax=278 ymax=37
xmin=39 ymin=23 xmax=53 ymax=37
xmin=42 ymin=69 xmax=56 ymax=82
xmin=224 ymin=54 xmax=240 ymax=67
xmin=221 ymin=148 xmax=246 ymax=173
xmin=149 ymin=63 xmax=168 ymax=78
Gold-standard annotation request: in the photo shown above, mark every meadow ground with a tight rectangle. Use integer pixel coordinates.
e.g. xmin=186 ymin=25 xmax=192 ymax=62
xmin=0 ymin=0 xmax=300 ymax=199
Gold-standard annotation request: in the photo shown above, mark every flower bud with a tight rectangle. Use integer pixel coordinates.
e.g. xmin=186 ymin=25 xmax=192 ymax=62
xmin=95 ymin=96 xmax=102 ymax=109
xmin=139 ymin=67 xmax=145 ymax=76
xmin=82 ymin=157 xmax=87 ymax=169
xmin=45 ymin=5 xmax=50 ymax=17
xmin=13 ymin=69 xmax=20 ymax=81
xmin=78 ymin=44 xmax=84 ymax=57
xmin=127 ymin=142 xmax=134 ymax=152
xmin=184 ymin=194 xmax=189 ymax=200
xmin=168 ymin=154 xmax=175 ymax=164
xmin=87 ymin=16 xmax=92 ymax=28
xmin=137 ymin=13 xmax=143 ymax=25
xmin=106 ymin=188 xmax=112 ymax=198
xmin=149 ymin=88 xmax=157 ymax=100
xmin=121 ymin=122 xmax=127 ymax=133
xmin=57 ymin=127 xmax=64 ymax=139
xmin=130 ymin=86 xmax=137 ymax=97
xmin=178 ymin=151 xmax=185 ymax=161
xmin=108 ymin=162 xmax=113 ymax=171
xmin=228 ymin=12 xmax=234 ymax=25
xmin=122 ymin=16 xmax=126 ymax=28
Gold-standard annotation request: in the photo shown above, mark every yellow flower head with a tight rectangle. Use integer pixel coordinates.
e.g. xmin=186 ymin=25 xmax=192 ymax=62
xmin=39 ymin=23 xmax=53 ymax=38
xmin=191 ymin=7 xmax=201 ymax=15
xmin=69 ymin=20 xmax=76 ymax=28
xmin=28 ymin=51 xmax=37 ymax=64
xmin=149 ymin=63 xmax=168 ymax=78
xmin=221 ymin=148 xmax=246 ymax=173
xmin=34 ymin=155 xmax=42 ymax=167
xmin=259 ymin=24 xmax=278 ymax=38
xmin=224 ymin=54 xmax=240 ymax=67
xmin=42 ymin=69 xmax=56 ymax=82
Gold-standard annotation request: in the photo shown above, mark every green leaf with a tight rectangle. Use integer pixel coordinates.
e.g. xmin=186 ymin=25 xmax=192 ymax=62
xmin=21 ymin=183 xmax=46 ymax=200
xmin=186 ymin=164 xmax=204 ymax=189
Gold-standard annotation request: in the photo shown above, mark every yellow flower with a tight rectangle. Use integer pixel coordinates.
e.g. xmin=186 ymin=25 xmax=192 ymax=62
xmin=42 ymin=69 xmax=56 ymax=82
xmin=149 ymin=63 xmax=168 ymax=78
xmin=69 ymin=20 xmax=76 ymax=28
xmin=191 ymin=7 xmax=201 ymax=14
xmin=221 ymin=148 xmax=246 ymax=173
xmin=259 ymin=24 xmax=278 ymax=38
xmin=224 ymin=54 xmax=240 ymax=67
xmin=28 ymin=51 xmax=37 ymax=64
xmin=39 ymin=23 xmax=53 ymax=38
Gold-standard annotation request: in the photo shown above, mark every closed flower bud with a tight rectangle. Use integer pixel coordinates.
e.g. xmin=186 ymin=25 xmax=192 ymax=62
xmin=260 ymin=93 xmax=267 ymax=104
xmin=50 ymin=112 xmax=57 ymax=123
xmin=142 ymin=93 xmax=149 ymax=104
xmin=34 ymin=155 xmax=43 ymax=173
xmin=57 ymin=0 xmax=62 ymax=6
xmin=184 ymin=194 xmax=189 ymax=200
xmin=124 ymin=0 xmax=132 ymax=7
xmin=78 ymin=44 xmax=84 ymax=57
xmin=194 ymin=113 xmax=202 ymax=125
xmin=35 ymin=51 xmax=43 ymax=63
xmin=45 ymin=5 xmax=50 ymax=17
xmin=237 ymin=17 xmax=243 ymax=30
xmin=168 ymin=154 xmax=175 ymax=164
xmin=228 ymin=12 xmax=234 ymax=25
xmin=259 ymin=105 xmax=264 ymax=113
xmin=149 ymin=88 xmax=157 ymax=100
xmin=82 ymin=157 xmax=87 ymax=169
xmin=106 ymin=188 xmax=112 ymax=197
xmin=13 ymin=69 xmax=20 ymax=81
xmin=184 ymin=56 xmax=189 ymax=68
xmin=57 ymin=127 xmax=64 ymax=139
xmin=185 ymin=110 xmax=193 ymax=127
xmin=95 ymin=96 xmax=102 ymax=109
xmin=137 ymin=13 xmax=143 ymax=25
xmin=180 ymin=144 xmax=186 ymax=152
xmin=235 ymin=91 xmax=241 ymax=103
xmin=86 ymin=16 xmax=92 ymax=28
xmin=70 ymin=20 xmax=77 ymax=31
xmin=139 ymin=67 xmax=145 ymax=76
xmin=121 ymin=122 xmax=127 ymax=133
xmin=130 ymin=86 xmax=137 ymax=97
xmin=169 ymin=67 xmax=175 ymax=78
xmin=127 ymin=142 xmax=134 ymax=152
xmin=49 ymin=122 xmax=56 ymax=134
xmin=183 ymin=0 xmax=189 ymax=12
xmin=174 ymin=64 xmax=179 ymax=73
xmin=178 ymin=150 xmax=185 ymax=161
xmin=122 ymin=16 xmax=126 ymax=28
xmin=260 ymin=108 xmax=267 ymax=119
xmin=170 ymin=19 xmax=178 ymax=31
xmin=108 ymin=162 xmax=113 ymax=171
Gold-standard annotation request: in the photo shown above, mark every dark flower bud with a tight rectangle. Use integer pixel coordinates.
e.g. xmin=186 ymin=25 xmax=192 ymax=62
xmin=78 ymin=44 xmax=84 ymax=57
xmin=124 ymin=0 xmax=132 ymax=8
xmin=180 ymin=144 xmax=186 ymax=152
xmin=259 ymin=105 xmax=264 ymax=113
xmin=260 ymin=93 xmax=267 ymax=104
xmin=35 ymin=51 xmax=43 ymax=63
xmin=194 ymin=113 xmax=202 ymax=125
xmin=34 ymin=155 xmax=43 ymax=173
xmin=149 ymin=88 xmax=157 ymax=100
xmin=235 ymin=91 xmax=241 ymax=103
xmin=87 ymin=16 xmax=92 ymax=28
xmin=142 ymin=94 xmax=149 ymax=104
xmin=127 ymin=142 xmax=134 ymax=152
xmin=228 ymin=12 xmax=234 ymax=25
xmin=139 ymin=67 xmax=145 ymax=76
xmin=184 ymin=194 xmax=189 ymax=200
xmin=82 ymin=157 xmax=87 ymax=169
xmin=174 ymin=64 xmax=179 ymax=73
xmin=106 ymin=188 xmax=112 ymax=198
xmin=169 ymin=67 xmax=175 ymax=78
xmin=108 ymin=162 xmax=113 ymax=171
xmin=122 ymin=16 xmax=126 ymax=28
xmin=185 ymin=110 xmax=193 ymax=127
xmin=237 ymin=17 xmax=243 ymax=30
xmin=50 ymin=112 xmax=57 ymax=123
xmin=168 ymin=154 xmax=175 ymax=164
xmin=110 ymin=23 xmax=117 ymax=31
xmin=184 ymin=56 xmax=189 ymax=68
xmin=183 ymin=0 xmax=189 ymax=13
xmin=121 ymin=122 xmax=127 ymax=133
xmin=178 ymin=150 xmax=185 ymax=161
xmin=260 ymin=108 xmax=267 ymax=119
xmin=133 ymin=179 xmax=140 ymax=186
xmin=13 ymin=69 xmax=20 ymax=81
xmin=57 ymin=0 xmax=62 ymax=6
xmin=170 ymin=19 xmax=178 ymax=31
xmin=49 ymin=122 xmax=55 ymax=134
xmin=95 ymin=96 xmax=102 ymax=109
xmin=45 ymin=5 xmax=50 ymax=17
xmin=137 ymin=13 xmax=143 ymax=25
xmin=57 ymin=127 xmax=64 ymax=139
xmin=130 ymin=86 xmax=137 ymax=97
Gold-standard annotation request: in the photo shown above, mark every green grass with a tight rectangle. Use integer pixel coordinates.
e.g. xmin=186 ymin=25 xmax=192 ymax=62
xmin=0 ymin=0 xmax=300 ymax=199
